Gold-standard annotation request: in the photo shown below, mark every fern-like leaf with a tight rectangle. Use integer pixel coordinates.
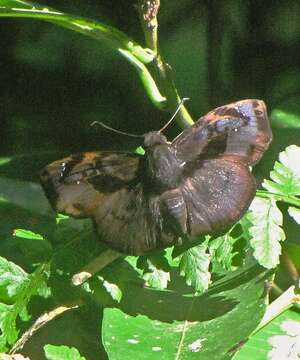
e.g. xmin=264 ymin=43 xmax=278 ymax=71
xmin=179 ymin=241 xmax=211 ymax=294
xmin=263 ymin=145 xmax=300 ymax=196
xmin=248 ymin=198 xmax=285 ymax=269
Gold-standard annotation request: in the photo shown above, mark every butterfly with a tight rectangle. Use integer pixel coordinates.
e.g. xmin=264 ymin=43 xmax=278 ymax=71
xmin=40 ymin=99 xmax=272 ymax=255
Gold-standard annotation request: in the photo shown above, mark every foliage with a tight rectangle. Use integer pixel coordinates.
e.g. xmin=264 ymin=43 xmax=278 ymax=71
xmin=44 ymin=344 xmax=86 ymax=360
xmin=0 ymin=0 xmax=299 ymax=359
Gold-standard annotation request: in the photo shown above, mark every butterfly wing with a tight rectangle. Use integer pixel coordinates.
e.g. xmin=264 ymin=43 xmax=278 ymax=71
xmin=40 ymin=151 xmax=174 ymax=255
xmin=179 ymin=156 xmax=256 ymax=236
xmin=172 ymin=99 xmax=272 ymax=165
xmin=159 ymin=99 xmax=272 ymax=239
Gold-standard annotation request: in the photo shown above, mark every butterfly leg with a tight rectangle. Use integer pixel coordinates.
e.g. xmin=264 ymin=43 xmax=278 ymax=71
xmin=160 ymin=189 xmax=188 ymax=237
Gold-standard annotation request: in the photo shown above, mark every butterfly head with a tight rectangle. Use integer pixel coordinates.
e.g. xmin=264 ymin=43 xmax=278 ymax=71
xmin=143 ymin=131 xmax=168 ymax=149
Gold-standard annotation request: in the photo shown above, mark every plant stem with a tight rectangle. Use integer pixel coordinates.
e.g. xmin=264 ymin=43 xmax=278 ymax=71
xmin=256 ymin=190 xmax=300 ymax=207
xmin=9 ymin=301 xmax=82 ymax=354
xmin=138 ymin=0 xmax=160 ymax=56
xmin=137 ymin=0 xmax=194 ymax=127
xmin=282 ymin=248 xmax=299 ymax=282
xmin=72 ymin=249 xmax=122 ymax=286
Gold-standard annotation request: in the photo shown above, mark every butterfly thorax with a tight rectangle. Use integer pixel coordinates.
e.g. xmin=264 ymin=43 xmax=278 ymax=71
xmin=144 ymin=132 xmax=184 ymax=190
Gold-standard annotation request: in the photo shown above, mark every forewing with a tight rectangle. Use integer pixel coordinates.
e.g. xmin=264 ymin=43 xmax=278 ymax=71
xmin=172 ymin=99 xmax=272 ymax=165
xmin=40 ymin=151 xmax=174 ymax=255
xmin=40 ymin=152 xmax=141 ymax=217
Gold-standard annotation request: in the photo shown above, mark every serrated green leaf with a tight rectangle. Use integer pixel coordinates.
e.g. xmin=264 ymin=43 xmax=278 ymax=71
xmin=209 ymin=232 xmax=239 ymax=272
xmin=0 ymin=262 xmax=48 ymax=351
xmin=142 ymin=263 xmax=170 ymax=290
xmin=0 ymin=257 xmax=28 ymax=302
xmin=248 ymin=198 xmax=285 ymax=269
xmin=263 ymin=145 xmax=300 ymax=196
xmin=288 ymin=207 xmax=300 ymax=224
xmin=13 ymin=229 xmax=44 ymax=241
xmin=0 ymin=303 xmax=19 ymax=351
xmin=179 ymin=242 xmax=211 ymax=294
xmin=44 ymin=344 xmax=86 ymax=360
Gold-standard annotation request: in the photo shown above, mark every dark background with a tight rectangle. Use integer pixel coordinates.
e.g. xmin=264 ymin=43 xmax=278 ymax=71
xmin=0 ymin=0 xmax=299 ymax=176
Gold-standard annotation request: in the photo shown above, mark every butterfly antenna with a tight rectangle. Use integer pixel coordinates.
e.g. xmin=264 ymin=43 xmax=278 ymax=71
xmin=90 ymin=121 xmax=144 ymax=138
xmin=159 ymin=97 xmax=190 ymax=133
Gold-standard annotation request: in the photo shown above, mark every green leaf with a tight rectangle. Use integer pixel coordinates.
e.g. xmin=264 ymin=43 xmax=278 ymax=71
xmin=13 ymin=229 xmax=44 ymax=241
xmin=0 ymin=303 xmax=19 ymax=350
xmin=288 ymin=206 xmax=300 ymax=224
xmin=209 ymin=232 xmax=239 ymax=272
xmin=141 ymin=260 xmax=170 ymax=290
xmin=248 ymin=198 xmax=285 ymax=269
xmin=0 ymin=157 xmax=12 ymax=167
xmin=234 ymin=310 xmax=300 ymax=360
xmin=97 ymin=276 xmax=123 ymax=303
xmin=0 ymin=261 xmax=48 ymax=351
xmin=263 ymin=145 xmax=300 ymax=196
xmin=135 ymin=146 xmax=145 ymax=155
xmin=13 ymin=229 xmax=53 ymax=263
xmin=179 ymin=241 xmax=211 ymax=294
xmin=55 ymin=213 xmax=69 ymax=225
xmin=0 ymin=257 xmax=28 ymax=302
xmin=102 ymin=261 xmax=269 ymax=359
xmin=44 ymin=344 xmax=86 ymax=360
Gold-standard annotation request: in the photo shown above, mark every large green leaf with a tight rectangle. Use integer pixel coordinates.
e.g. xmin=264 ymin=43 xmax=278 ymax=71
xmin=102 ymin=260 xmax=269 ymax=360
xmin=234 ymin=309 xmax=300 ymax=360
xmin=263 ymin=145 xmax=300 ymax=197
xmin=248 ymin=198 xmax=285 ymax=269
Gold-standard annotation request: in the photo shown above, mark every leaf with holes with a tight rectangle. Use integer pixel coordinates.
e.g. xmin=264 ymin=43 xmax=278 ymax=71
xmin=102 ymin=259 xmax=269 ymax=360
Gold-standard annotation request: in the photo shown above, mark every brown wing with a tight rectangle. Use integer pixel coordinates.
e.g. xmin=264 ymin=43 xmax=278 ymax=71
xmin=172 ymin=99 xmax=272 ymax=165
xmin=40 ymin=151 xmax=175 ymax=255
xmin=180 ymin=155 xmax=256 ymax=236
xmin=160 ymin=100 xmax=272 ymax=241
